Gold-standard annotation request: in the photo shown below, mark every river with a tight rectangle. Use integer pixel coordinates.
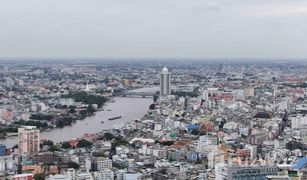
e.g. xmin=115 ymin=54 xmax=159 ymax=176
xmin=0 ymin=96 xmax=153 ymax=148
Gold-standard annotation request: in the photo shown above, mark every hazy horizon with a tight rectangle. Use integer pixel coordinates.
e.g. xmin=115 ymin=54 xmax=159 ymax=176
xmin=1 ymin=0 xmax=307 ymax=59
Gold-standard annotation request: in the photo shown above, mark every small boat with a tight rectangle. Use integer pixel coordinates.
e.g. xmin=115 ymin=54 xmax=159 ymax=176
xmin=107 ymin=109 xmax=111 ymax=111
xmin=101 ymin=121 xmax=104 ymax=124
xmin=108 ymin=116 xmax=122 ymax=120
xmin=6 ymin=133 xmax=18 ymax=137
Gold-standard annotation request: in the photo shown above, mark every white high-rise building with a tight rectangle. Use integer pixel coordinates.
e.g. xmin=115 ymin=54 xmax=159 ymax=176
xmin=160 ymin=66 xmax=171 ymax=96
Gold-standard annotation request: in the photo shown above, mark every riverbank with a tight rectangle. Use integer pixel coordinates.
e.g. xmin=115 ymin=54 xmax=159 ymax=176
xmin=0 ymin=97 xmax=152 ymax=148
xmin=0 ymin=102 xmax=105 ymax=139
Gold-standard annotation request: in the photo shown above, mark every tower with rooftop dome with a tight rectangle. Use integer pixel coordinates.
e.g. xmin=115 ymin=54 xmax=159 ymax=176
xmin=160 ymin=66 xmax=171 ymax=96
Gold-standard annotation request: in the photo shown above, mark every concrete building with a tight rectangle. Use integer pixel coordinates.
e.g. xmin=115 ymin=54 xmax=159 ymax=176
xmin=122 ymin=173 xmax=141 ymax=180
xmin=215 ymin=164 xmax=278 ymax=180
xmin=12 ymin=174 xmax=34 ymax=180
xmin=66 ymin=168 xmax=76 ymax=180
xmin=48 ymin=174 xmax=70 ymax=180
xmin=0 ymin=158 xmax=5 ymax=171
xmin=243 ymin=87 xmax=255 ymax=97
xmin=97 ymin=158 xmax=112 ymax=171
xmin=94 ymin=169 xmax=114 ymax=180
xmin=18 ymin=126 xmax=40 ymax=155
xmin=160 ymin=66 xmax=171 ymax=96
xmin=291 ymin=116 xmax=307 ymax=129
xmin=246 ymin=144 xmax=258 ymax=159
xmin=76 ymin=172 xmax=93 ymax=180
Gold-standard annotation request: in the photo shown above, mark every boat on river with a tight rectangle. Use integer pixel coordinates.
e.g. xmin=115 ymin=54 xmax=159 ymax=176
xmin=5 ymin=133 xmax=18 ymax=137
xmin=108 ymin=116 xmax=122 ymax=120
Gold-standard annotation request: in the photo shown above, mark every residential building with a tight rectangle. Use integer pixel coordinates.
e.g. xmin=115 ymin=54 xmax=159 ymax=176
xmin=97 ymin=158 xmax=112 ymax=171
xmin=18 ymin=126 xmax=40 ymax=155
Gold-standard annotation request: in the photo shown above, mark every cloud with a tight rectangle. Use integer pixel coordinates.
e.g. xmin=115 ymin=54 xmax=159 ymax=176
xmin=0 ymin=0 xmax=307 ymax=59
xmin=260 ymin=6 xmax=307 ymax=17
xmin=205 ymin=1 xmax=222 ymax=11
xmin=189 ymin=1 xmax=222 ymax=12
xmin=240 ymin=3 xmax=307 ymax=18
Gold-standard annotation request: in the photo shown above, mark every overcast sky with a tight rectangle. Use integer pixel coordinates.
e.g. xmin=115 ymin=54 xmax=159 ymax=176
xmin=0 ymin=0 xmax=307 ymax=59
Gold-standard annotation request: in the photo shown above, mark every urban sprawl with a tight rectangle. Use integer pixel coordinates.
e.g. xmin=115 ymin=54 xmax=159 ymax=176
xmin=0 ymin=60 xmax=307 ymax=180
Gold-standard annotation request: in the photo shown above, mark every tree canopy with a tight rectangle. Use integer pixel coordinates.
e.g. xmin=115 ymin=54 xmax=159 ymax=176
xmin=76 ymin=139 xmax=93 ymax=148
xmin=62 ymin=142 xmax=71 ymax=149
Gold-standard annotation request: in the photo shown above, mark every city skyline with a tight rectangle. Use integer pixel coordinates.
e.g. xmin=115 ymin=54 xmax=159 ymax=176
xmin=0 ymin=61 xmax=307 ymax=179
xmin=2 ymin=0 xmax=307 ymax=179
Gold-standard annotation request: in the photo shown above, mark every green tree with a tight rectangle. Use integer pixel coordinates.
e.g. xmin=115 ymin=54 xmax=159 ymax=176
xmin=79 ymin=110 xmax=87 ymax=118
xmin=42 ymin=140 xmax=54 ymax=146
xmin=69 ymin=107 xmax=76 ymax=113
xmin=149 ymin=103 xmax=155 ymax=110
xmin=113 ymin=136 xmax=129 ymax=146
xmin=56 ymin=116 xmax=74 ymax=128
xmin=68 ymin=162 xmax=80 ymax=169
xmin=62 ymin=142 xmax=71 ymax=149
xmin=103 ymin=132 xmax=114 ymax=141
xmin=153 ymin=92 xmax=159 ymax=102
xmin=63 ymin=92 xmax=107 ymax=108
xmin=160 ymin=141 xmax=175 ymax=146
xmin=76 ymin=139 xmax=93 ymax=148
xmin=34 ymin=173 xmax=45 ymax=180
xmin=49 ymin=145 xmax=61 ymax=152
xmin=87 ymin=104 xmax=95 ymax=114
xmin=191 ymin=129 xmax=200 ymax=135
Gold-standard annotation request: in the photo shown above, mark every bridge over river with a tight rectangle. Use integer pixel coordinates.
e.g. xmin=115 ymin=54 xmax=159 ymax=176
xmin=114 ymin=91 xmax=156 ymax=98
xmin=114 ymin=86 xmax=159 ymax=98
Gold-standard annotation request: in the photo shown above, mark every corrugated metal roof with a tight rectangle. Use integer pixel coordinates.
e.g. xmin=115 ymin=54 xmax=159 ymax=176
xmin=292 ymin=157 xmax=307 ymax=170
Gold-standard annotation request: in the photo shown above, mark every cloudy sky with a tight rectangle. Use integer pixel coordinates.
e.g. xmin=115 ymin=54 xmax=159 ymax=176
xmin=0 ymin=0 xmax=307 ymax=59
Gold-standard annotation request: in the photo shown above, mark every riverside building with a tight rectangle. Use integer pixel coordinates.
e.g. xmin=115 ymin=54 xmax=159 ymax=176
xmin=18 ymin=126 xmax=40 ymax=155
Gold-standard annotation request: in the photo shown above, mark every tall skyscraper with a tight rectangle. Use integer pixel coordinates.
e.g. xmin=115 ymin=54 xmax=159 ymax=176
xmin=160 ymin=66 xmax=171 ymax=96
xmin=18 ymin=126 xmax=40 ymax=155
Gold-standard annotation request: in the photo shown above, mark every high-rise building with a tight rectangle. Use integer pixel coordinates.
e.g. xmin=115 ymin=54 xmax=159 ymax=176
xmin=160 ymin=66 xmax=171 ymax=96
xmin=18 ymin=126 xmax=40 ymax=155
